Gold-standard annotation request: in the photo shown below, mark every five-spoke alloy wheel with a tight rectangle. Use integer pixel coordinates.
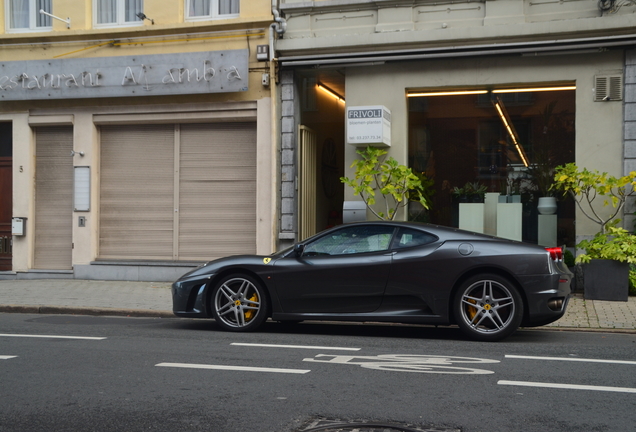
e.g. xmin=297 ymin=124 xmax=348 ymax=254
xmin=211 ymin=274 xmax=268 ymax=331
xmin=454 ymin=274 xmax=523 ymax=342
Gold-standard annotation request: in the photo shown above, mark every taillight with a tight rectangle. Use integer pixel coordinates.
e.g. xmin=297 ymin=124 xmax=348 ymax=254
xmin=545 ymin=246 xmax=563 ymax=261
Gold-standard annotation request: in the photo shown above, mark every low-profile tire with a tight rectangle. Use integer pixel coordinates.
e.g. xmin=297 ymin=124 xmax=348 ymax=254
xmin=453 ymin=273 xmax=523 ymax=342
xmin=210 ymin=274 xmax=269 ymax=332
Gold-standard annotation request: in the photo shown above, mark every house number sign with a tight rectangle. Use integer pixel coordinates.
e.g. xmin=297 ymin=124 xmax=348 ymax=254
xmin=0 ymin=49 xmax=248 ymax=101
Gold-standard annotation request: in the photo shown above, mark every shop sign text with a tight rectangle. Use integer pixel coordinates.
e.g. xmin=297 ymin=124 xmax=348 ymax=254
xmin=0 ymin=50 xmax=248 ymax=101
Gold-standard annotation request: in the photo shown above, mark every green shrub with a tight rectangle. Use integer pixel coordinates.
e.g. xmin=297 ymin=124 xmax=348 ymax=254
xmin=563 ymin=249 xmax=575 ymax=267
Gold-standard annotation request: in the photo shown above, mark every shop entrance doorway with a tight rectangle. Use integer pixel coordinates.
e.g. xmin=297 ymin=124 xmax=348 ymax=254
xmin=0 ymin=123 xmax=11 ymax=271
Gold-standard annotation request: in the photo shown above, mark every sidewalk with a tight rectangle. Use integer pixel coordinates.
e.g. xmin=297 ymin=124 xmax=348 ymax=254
xmin=0 ymin=279 xmax=635 ymax=332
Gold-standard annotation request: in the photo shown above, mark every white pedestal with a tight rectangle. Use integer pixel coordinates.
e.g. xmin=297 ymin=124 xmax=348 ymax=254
xmin=497 ymin=203 xmax=522 ymax=241
xmin=538 ymin=214 xmax=557 ymax=247
xmin=459 ymin=203 xmax=485 ymax=233
xmin=484 ymin=193 xmax=500 ymax=236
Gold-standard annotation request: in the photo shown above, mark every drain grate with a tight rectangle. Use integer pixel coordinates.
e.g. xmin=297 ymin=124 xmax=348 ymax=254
xmin=297 ymin=417 xmax=460 ymax=432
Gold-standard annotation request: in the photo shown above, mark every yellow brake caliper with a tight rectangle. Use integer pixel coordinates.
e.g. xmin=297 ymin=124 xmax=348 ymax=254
xmin=466 ymin=299 xmax=477 ymax=321
xmin=243 ymin=293 xmax=259 ymax=321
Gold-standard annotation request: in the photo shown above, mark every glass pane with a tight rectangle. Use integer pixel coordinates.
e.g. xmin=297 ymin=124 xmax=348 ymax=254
xmin=408 ymin=88 xmax=576 ymax=245
xmin=394 ymin=228 xmax=437 ymax=249
xmin=125 ymin=0 xmax=143 ymax=22
xmin=304 ymin=225 xmax=394 ymax=256
xmin=218 ymin=0 xmax=239 ymax=15
xmin=189 ymin=0 xmax=210 ymax=17
xmin=96 ymin=0 xmax=116 ymax=23
xmin=10 ymin=0 xmax=29 ymax=28
xmin=35 ymin=0 xmax=51 ymax=27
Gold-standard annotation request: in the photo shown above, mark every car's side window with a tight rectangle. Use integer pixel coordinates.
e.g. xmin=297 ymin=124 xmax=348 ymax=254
xmin=303 ymin=225 xmax=395 ymax=256
xmin=393 ymin=228 xmax=437 ymax=249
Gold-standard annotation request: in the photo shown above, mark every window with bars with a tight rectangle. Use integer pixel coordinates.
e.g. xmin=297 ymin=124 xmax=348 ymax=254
xmin=186 ymin=0 xmax=239 ymax=20
xmin=94 ymin=0 xmax=143 ymax=26
xmin=7 ymin=0 xmax=52 ymax=31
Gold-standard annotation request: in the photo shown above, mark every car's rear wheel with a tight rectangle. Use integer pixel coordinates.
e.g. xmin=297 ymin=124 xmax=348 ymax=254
xmin=453 ymin=274 xmax=523 ymax=342
xmin=211 ymin=274 xmax=268 ymax=332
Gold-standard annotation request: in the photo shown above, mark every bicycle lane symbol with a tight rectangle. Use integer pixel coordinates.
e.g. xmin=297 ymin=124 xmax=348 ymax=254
xmin=303 ymin=354 xmax=499 ymax=374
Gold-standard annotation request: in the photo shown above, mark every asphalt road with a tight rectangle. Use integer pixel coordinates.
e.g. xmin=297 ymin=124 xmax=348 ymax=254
xmin=1 ymin=313 xmax=635 ymax=432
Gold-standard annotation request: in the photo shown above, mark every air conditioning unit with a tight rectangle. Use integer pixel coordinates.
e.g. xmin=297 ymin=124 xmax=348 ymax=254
xmin=594 ymin=74 xmax=623 ymax=102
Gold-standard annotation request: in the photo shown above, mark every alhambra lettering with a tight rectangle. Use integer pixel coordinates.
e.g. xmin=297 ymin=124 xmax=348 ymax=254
xmin=1 ymin=61 xmax=228 ymax=92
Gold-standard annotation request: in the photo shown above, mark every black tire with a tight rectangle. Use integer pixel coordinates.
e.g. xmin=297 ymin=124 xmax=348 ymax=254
xmin=453 ymin=274 xmax=523 ymax=342
xmin=210 ymin=274 xmax=269 ymax=332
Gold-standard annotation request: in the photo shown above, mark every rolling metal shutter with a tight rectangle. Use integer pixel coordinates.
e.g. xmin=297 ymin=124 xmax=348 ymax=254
xmin=99 ymin=124 xmax=175 ymax=260
xmin=34 ymin=126 xmax=73 ymax=269
xmin=178 ymin=123 xmax=256 ymax=260
xmin=99 ymin=122 xmax=256 ymax=261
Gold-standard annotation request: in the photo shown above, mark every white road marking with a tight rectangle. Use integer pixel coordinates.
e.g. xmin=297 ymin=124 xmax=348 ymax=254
xmin=0 ymin=334 xmax=106 ymax=340
xmin=304 ymin=354 xmax=498 ymax=374
xmin=498 ymin=380 xmax=636 ymax=394
xmin=0 ymin=355 xmax=17 ymax=360
xmin=506 ymin=355 xmax=636 ymax=365
xmin=155 ymin=362 xmax=311 ymax=374
xmin=231 ymin=342 xmax=360 ymax=351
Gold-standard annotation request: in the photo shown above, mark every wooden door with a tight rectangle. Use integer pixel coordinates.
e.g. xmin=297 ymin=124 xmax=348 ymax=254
xmin=0 ymin=157 xmax=12 ymax=271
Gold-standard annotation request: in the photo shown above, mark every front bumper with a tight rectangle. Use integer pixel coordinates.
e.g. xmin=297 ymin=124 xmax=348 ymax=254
xmin=172 ymin=276 xmax=211 ymax=318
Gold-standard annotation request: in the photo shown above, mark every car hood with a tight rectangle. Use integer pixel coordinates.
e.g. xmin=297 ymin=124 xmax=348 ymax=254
xmin=177 ymin=254 xmax=272 ymax=280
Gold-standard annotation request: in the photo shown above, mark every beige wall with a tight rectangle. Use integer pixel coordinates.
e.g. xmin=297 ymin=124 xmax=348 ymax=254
xmin=344 ymin=50 xmax=625 ymax=237
xmin=1 ymin=0 xmax=278 ymax=275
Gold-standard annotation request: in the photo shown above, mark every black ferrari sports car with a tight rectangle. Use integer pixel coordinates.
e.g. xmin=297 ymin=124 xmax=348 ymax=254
xmin=172 ymin=221 xmax=571 ymax=341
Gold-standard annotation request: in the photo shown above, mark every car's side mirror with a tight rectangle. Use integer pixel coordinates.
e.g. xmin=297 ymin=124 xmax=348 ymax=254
xmin=293 ymin=243 xmax=305 ymax=257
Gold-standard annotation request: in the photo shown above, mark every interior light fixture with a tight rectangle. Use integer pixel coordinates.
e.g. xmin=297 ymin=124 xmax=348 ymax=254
xmin=492 ymin=85 xmax=576 ymax=93
xmin=492 ymin=96 xmax=529 ymax=168
xmin=317 ymin=83 xmax=345 ymax=103
xmin=407 ymin=90 xmax=488 ymax=97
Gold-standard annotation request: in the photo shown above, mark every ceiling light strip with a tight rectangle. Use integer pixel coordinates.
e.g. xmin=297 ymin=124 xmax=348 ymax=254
xmin=407 ymin=85 xmax=575 ymax=97
xmin=493 ymin=97 xmax=529 ymax=168
xmin=317 ymin=83 xmax=345 ymax=103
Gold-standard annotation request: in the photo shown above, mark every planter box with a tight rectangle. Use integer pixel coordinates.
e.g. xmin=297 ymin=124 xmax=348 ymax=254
xmin=583 ymin=259 xmax=629 ymax=302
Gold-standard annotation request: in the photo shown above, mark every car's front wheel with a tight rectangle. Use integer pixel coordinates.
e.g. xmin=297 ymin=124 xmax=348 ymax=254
xmin=453 ymin=274 xmax=523 ymax=342
xmin=210 ymin=274 xmax=268 ymax=332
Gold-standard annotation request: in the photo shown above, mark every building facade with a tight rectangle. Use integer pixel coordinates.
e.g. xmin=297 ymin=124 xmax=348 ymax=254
xmin=1 ymin=0 xmax=278 ymax=281
xmin=274 ymin=0 xmax=636 ymax=249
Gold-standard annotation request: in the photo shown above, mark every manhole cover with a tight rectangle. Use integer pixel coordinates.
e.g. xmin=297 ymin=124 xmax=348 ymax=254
xmin=297 ymin=417 xmax=460 ymax=432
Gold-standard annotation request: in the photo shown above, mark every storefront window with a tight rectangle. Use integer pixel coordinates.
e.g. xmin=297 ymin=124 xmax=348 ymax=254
xmin=408 ymin=86 xmax=576 ymax=245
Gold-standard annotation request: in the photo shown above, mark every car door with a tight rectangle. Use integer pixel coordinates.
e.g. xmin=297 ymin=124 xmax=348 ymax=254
xmin=383 ymin=226 xmax=445 ymax=315
xmin=272 ymin=224 xmax=397 ymax=314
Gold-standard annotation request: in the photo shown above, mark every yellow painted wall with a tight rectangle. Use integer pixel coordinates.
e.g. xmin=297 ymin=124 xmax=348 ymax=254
xmin=1 ymin=0 xmax=271 ymax=34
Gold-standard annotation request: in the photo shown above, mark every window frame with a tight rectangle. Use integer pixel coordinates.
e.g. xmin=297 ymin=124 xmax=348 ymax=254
xmin=185 ymin=0 xmax=240 ymax=21
xmin=93 ymin=0 xmax=144 ymax=28
xmin=5 ymin=0 xmax=52 ymax=33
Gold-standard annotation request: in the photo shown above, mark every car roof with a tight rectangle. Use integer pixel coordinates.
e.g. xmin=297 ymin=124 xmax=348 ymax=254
xmin=336 ymin=221 xmax=516 ymax=243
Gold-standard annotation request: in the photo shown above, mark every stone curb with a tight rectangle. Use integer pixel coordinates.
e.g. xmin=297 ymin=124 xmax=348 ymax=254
xmin=0 ymin=305 xmax=174 ymax=319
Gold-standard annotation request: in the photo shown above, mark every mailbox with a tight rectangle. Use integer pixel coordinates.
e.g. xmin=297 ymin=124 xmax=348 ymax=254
xmin=12 ymin=217 xmax=27 ymax=236
xmin=343 ymin=201 xmax=367 ymax=223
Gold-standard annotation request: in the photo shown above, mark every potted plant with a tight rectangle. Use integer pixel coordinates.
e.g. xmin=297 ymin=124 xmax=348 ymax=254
xmin=341 ymin=146 xmax=430 ymax=221
xmin=575 ymin=227 xmax=636 ymax=301
xmin=553 ymin=163 xmax=636 ymax=300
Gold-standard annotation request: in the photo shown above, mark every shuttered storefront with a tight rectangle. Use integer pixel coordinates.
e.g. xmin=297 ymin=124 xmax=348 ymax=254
xmin=34 ymin=126 xmax=73 ymax=269
xmin=99 ymin=123 xmax=256 ymax=261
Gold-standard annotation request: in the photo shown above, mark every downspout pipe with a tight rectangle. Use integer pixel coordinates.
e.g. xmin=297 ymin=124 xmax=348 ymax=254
xmin=269 ymin=0 xmax=287 ymax=61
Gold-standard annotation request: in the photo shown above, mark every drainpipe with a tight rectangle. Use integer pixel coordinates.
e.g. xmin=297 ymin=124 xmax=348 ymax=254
xmin=270 ymin=0 xmax=287 ymax=61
